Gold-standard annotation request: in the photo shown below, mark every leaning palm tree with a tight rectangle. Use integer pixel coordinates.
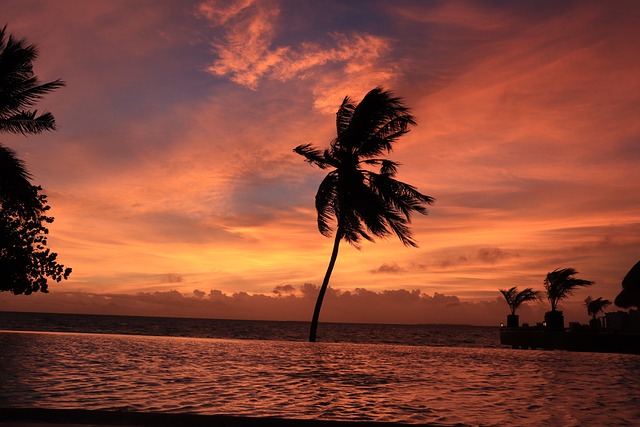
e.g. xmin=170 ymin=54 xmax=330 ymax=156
xmin=294 ymin=87 xmax=434 ymax=342
xmin=544 ymin=267 xmax=594 ymax=329
xmin=585 ymin=296 xmax=611 ymax=320
xmin=499 ymin=286 xmax=541 ymax=327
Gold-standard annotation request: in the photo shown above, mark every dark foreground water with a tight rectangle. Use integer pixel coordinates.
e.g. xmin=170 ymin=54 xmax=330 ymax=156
xmin=1 ymin=312 xmax=640 ymax=426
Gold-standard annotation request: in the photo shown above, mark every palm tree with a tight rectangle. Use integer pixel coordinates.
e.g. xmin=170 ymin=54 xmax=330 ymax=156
xmin=545 ymin=268 xmax=594 ymax=312
xmin=585 ymin=296 xmax=611 ymax=330
xmin=1 ymin=25 xmax=69 ymax=295
xmin=585 ymin=296 xmax=611 ymax=320
xmin=294 ymin=87 xmax=434 ymax=342
xmin=0 ymin=144 xmax=34 ymax=212
xmin=0 ymin=24 xmax=65 ymax=136
xmin=499 ymin=286 xmax=541 ymax=327
xmin=544 ymin=267 xmax=594 ymax=329
xmin=1 ymin=24 xmax=65 ymax=211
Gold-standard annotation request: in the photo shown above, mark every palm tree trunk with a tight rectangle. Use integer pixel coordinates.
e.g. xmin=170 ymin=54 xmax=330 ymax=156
xmin=309 ymin=232 xmax=342 ymax=342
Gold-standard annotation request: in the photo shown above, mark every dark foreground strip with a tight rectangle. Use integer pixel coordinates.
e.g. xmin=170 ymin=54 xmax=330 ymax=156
xmin=0 ymin=408 xmax=470 ymax=427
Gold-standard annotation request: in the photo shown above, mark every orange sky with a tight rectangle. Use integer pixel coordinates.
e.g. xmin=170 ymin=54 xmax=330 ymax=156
xmin=2 ymin=0 xmax=639 ymax=325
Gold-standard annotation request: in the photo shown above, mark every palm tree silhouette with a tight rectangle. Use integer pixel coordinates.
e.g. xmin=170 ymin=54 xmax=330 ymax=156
xmin=0 ymin=144 xmax=33 ymax=212
xmin=1 ymin=24 xmax=65 ymax=211
xmin=544 ymin=268 xmax=594 ymax=312
xmin=585 ymin=296 xmax=611 ymax=320
xmin=500 ymin=286 xmax=541 ymax=315
xmin=294 ymin=87 xmax=434 ymax=342
xmin=543 ymin=267 xmax=594 ymax=329
xmin=1 ymin=25 xmax=69 ymax=295
xmin=0 ymin=25 xmax=64 ymax=135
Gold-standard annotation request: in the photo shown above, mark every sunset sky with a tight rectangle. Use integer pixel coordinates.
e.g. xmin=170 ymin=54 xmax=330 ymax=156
xmin=2 ymin=0 xmax=639 ymax=325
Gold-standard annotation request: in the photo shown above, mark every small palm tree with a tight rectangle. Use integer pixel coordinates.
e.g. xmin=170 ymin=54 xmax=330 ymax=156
xmin=294 ymin=87 xmax=434 ymax=342
xmin=585 ymin=296 xmax=611 ymax=320
xmin=544 ymin=268 xmax=594 ymax=312
xmin=543 ymin=267 xmax=594 ymax=329
xmin=500 ymin=287 xmax=541 ymax=316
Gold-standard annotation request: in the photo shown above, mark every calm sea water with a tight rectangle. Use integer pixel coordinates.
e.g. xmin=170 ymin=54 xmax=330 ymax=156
xmin=1 ymin=312 xmax=640 ymax=426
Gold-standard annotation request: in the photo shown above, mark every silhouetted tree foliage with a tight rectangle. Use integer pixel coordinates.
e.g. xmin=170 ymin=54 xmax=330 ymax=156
xmin=584 ymin=296 xmax=611 ymax=320
xmin=499 ymin=286 xmax=541 ymax=315
xmin=294 ymin=87 xmax=434 ymax=342
xmin=0 ymin=25 xmax=64 ymax=135
xmin=1 ymin=183 xmax=71 ymax=294
xmin=0 ymin=24 xmax=70 ymax=294
xmin=544 ymin=267 xmax=594 ymax=312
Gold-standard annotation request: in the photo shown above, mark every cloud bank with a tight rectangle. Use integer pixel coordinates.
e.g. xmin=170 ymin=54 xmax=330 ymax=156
xmin=0 ymin=283 xmax=593 ymax=326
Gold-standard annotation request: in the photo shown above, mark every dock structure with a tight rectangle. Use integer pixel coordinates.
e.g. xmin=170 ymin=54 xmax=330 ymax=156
xmin=500 ymin=310 xmax=640 ymax=354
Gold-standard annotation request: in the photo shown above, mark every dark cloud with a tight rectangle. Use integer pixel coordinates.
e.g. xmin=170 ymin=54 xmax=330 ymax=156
xmin=160 ymin=273 xmax=184 ymax=284
xmin=272 ymin=284 xmax=296 ymax=296
xmin=477 ymin=247 xmax=518 ymax=264
xmin=434 ymin=254 xmax=469 ymax=269
xmin=371 ymin=263 xmax=407 ymax=274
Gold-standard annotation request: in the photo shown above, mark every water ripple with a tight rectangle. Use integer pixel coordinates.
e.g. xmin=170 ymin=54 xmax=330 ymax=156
xmin=1 ymin=331 xmax=640 ymax=426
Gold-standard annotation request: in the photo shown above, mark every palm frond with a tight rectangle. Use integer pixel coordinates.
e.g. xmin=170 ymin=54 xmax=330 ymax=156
xmin=544 ymin=267 xmax=594 ymax=311
xmin=500 ymin=286 xmax=541 ymax=315
xmin=515 ymin=288 xmax=542 ymax=304
xmin=315 ymin=172 xmax=339 ymax=237
xmin=343 ymin=172 xmax=419 ymax=247
xmin=335 ymin=96 xmax=355 ymax=139
xmin=0 ymin=25 xmax=65 ymax=136
xmin=373 ymin=115 xmax=416 ymax=140
xmin=362 ymin=159 xmax=399 ymax=176
xmin=0 ymin=80 xmax=65 ymax=116
xmin=294 ymin=144 xmax=330 ymax=169
xmin=357 ymin=136 xmax=393 ymax=158
xmin=383 ymin=212 xmax=416 ymax=247
xmin=0 ymin=26 xmax=38 ymax=78
xmin=500 ymin=287 xmax=518 ymax=304
xmin=585 ymin=296 xmax=611 ymax=318
xmin=367 ymin=171 xmax=434 ymax=219
xmin=0 ymin=110 xmax=57 ymax=134
xmin=0 ymin=143 xmax=39 ymax=213
xmin=380 ymin=159 xmax=398 ymax=176
xmin=341 ymin=88 xmax=415 ymax=156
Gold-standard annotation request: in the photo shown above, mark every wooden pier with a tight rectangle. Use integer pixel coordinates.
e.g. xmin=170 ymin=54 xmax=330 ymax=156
xmin=500 ymin=325 xmax=640 ymax=354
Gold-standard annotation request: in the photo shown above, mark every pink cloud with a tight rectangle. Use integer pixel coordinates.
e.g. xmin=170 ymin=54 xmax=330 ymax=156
xmin=198 ymin=0 xmax=395 ymax=110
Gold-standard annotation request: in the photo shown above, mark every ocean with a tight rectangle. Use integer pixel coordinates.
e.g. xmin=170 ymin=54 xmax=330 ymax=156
xmin=1 ymin=311 xmax=639 ymax=426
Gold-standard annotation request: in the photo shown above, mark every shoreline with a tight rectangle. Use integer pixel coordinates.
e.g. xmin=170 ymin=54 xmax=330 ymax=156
xmin=0 ymin=408 xmax=469 ymax=427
